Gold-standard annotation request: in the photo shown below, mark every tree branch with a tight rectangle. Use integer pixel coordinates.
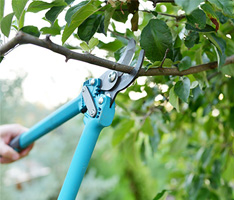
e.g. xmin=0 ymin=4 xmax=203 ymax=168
xmin=1 ymin=32 xmax=234 ymax=77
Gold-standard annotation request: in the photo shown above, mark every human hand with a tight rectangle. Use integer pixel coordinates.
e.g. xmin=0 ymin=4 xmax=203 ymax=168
xmin=0 ymin=124 xmax=34 ymax=164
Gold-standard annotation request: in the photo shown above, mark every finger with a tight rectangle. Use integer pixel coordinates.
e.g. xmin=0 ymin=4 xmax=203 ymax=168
xmin=0 ymin=156 xmax=15 ymax=164
xmin=0 ymin=143 xmax=20 ymax=161
xmin=0 ymin=124 xmax=28 ymax=139
xmin=19 ymin=143 xmax=34 ymax=158
xmin=9 ymin=124 xmax=28 ymax=138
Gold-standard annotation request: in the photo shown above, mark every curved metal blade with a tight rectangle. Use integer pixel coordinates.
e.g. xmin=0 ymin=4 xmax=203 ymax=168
xmin=100 ymin=39 xmax=136 ymax=91
xmin=117 ymin=39 xmax=136 ymax=65
xmin=107 ymin=49 xmax=145 ymax=106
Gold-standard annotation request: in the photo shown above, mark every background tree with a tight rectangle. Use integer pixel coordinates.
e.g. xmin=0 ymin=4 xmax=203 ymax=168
xmin=0 ymin=0 xmax=234 ymax=199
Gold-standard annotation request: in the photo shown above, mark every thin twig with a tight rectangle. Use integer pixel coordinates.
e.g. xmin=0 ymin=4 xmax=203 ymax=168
xmin=159 ymin=48 xmax=169 ymax=68
xmin=139 ymin=10 xmax=185 ymax=21
xmin=108 ymin=29 xmax=130 ymax=40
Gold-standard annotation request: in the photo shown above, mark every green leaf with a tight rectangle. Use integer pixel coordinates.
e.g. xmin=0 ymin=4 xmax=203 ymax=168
xmin=0 ymin=12 xmax=14 ymax=37
xmin=141 ymin=117 xmax=154 ymax=136
xmin=12 ymin=0 xmax=28 ymax=20
xmin=186 ymin=9 xmax=206 ymax=29
xmin=174 ymin=0 xmax=204 ymax=14
xmin=27 ymin=0 xmax=67 ymax=13
xmin=112 ymin=119 xmax=134 ymax=146
xmin=45 ymin=6 xmax=66 ymax=24
xmin=229 ymin=107 xmax=234 ymax=130
xmin=169 ymin=86 xmax=180 ymax=112
xmin=185 ymin=23 xmax=216 ymax=32
xmin=140 ymin=19 xmax=173 ymax=62
xmin=151 ymin=58 xmax=173 ymax=68
xmin=20 ymin=25 xmax=40 ymax=37
xmin=149 ymin=129 xmax=160 ymax=154
xmin=0 ymin=0 xmax=4 ymax=22
xmin=112 ymin=3 xmax=128 ymax=23
xmin=201 ymin=3 xmax=220 ymax=31
xmin=153 ymin=190 xmax=168 ymax=200
xmin=208 ymin=0 xmax=233 ymax=16
xmin=45 ymin=0 xmax=75 ymax=23
xmin=140 ymin=140 xmax=146 ymax=162
xmin=104 ymin=5 xmax=116 ymax=34
xmin=190 ymin=81 xmax=199 ymax=89
xmin=19 ymin=9 xmax=26 ymax=29
xmin=193 ymin=72 xmax=209 ymax=89
xmin=78 ymin=14 xmax=102 ymax=42
xmin=88 ymin=37 xmax=99 ymax=49
xmin=0 ymin=55 xmax=4 ymax=63
xmin=185 ymin=31 xmax=200 ymax=49
xmin=187 ymin=174 xmax=204 ymax=199
xmin=151 ymin=11 xmax=158 ymax=17
xmin=216 ymin=11 xmax=228 ymax=24
xmin=223 ymin=157 xmax=234 ymax=182
xmin=174 ymin=35 xmax=182 ymax=48
xmin=65 ymin=1 xmax=89 ymax=25
xmin=98 ymin=40 xmax=123 ymax=52
xmin=178 ymin=56 xmax=191 ymax=71
xmin=40 ymin=19 xmax=61 ymax=36
xmin=201 ymin=3 xmax=218 ymax=19
xmin=201 ymin=145 xmax=213 ymax=168
xmin=207 ymin=33 xmax=226 ymax=68
xmin=174 ymin=77 xmax=191 ymax=103
xmin=80 ymin=42 xmax=90 ymax=51
xmin=221 ymin=64 xmax=234 ymax=77
xmin=62 ymin=0 xmax=102 ymax=44
xmin=170 ymin=133 xmax=188 ymax=155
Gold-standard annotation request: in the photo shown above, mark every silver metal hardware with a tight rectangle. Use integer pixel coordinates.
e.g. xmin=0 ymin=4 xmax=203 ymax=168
xmin=98 ymin=97 xmax=104 ymax=104
xmin=108 ymin=71 xmax=117 ymax=82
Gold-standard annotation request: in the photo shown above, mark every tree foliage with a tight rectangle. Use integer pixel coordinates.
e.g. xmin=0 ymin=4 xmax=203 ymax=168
xmin=0 ymin=0 xmax=234 ymax=199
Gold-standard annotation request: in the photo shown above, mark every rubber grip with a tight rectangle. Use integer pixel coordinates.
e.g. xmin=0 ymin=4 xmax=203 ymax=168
xmin=9 ymin=135 xmax=22 ymax=152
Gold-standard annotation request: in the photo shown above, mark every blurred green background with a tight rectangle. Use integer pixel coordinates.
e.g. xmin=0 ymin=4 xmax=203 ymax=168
xmin=1 ymin=69 xmax=234 ymax=200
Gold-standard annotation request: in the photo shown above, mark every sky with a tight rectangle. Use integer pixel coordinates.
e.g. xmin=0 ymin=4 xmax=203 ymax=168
xmin=0 ymin=0 xmax=153 ymax=108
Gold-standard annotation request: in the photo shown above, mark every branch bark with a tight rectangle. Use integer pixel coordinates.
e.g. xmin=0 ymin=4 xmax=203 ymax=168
xmin=1 ymin=31 xmax=234 ymax=77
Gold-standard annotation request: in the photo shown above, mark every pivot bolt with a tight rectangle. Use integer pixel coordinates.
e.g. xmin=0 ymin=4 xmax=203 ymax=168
xmin=90 ymin=109 xmax=95 ymax=117
xmin=98 ymin=97 xmax=104 ymax=104
xmin=90 ymin=79 xmax=95 ymax=85
xmin=108 ymin=71 xmax=117 ymax=82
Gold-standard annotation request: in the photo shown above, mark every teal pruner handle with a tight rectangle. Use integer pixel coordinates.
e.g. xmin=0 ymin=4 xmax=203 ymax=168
xmin=58 ymin=94 xmax=115 ymax=200
xmin=9 ymin=95 xmax=84 ymax=151
xmin=58 ymin=119 xmax=103 ymax=200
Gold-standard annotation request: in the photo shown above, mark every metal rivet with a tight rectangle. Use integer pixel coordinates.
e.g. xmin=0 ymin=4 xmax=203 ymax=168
xmin=82 ymin=87 xmax=85 ymax=92
xmin=108 ymin=71 xmax=117 ymax=82
xmin=90 ymin=79 xmax=95 ymax=85
xmin=90 ymin=109 xmax=95 ymax=117
xmin=106 ymin=93 xmax=111 ymax=97
xmin=98 ymin=97 xmax=104 ymax=104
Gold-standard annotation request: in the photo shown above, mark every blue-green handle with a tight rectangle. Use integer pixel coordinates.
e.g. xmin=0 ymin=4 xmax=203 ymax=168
xmin=58 ymin=94 xmax=115 ymax=200
xmin=9 ymin=94 xmax=84 ymax=151
xmin=58 ymin=119 xmax=103 ymax=200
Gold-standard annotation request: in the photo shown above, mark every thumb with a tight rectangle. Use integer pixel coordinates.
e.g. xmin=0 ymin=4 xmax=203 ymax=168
xmin=0 ymin=142 xmax=20 ymax=160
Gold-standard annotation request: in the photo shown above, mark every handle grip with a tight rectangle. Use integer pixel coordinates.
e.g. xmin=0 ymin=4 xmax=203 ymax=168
xmin=58 ymin=94 xmax=115 ymax=200
xmin=9 ymin=135 xmax=22 ymax=151
xmin=8 ymin=95 xmax=83 ymax=151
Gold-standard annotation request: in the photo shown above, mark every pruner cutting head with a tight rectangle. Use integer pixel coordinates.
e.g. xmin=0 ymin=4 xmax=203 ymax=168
xmin=99 ymin=39 xmax=145 ymax=107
